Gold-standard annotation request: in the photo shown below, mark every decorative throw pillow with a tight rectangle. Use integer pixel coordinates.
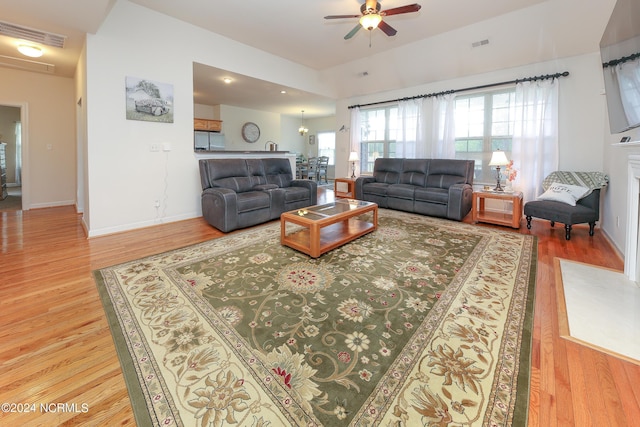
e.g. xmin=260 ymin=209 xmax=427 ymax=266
xmin=537 ymin=182 xmax=590 ymax=206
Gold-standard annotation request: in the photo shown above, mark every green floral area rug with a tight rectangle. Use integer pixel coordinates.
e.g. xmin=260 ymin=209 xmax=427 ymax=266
xmin=94 ymin=209 xmax=537 ymax=427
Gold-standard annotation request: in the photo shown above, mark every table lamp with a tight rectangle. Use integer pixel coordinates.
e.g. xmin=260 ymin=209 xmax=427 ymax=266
xmin=348 ymin=152 xmax=359 ymax=179
xmin=488 ymin=150 xmax=509 ymax=191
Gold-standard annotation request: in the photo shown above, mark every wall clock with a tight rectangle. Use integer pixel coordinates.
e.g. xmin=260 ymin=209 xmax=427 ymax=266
xmin=241 ymin=122 xmax=260 ymax=143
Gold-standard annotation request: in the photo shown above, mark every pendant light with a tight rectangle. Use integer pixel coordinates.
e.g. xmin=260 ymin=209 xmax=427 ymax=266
xmin=298 ymin=110 xmax=309 ymax=135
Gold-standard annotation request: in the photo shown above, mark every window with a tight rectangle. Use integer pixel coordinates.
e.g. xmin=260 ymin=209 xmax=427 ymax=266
xmin=454 ymin=89 xmax=516 ymax=183
xmin=359 ymin=106 xmax=398 ymax=173
xmin=317 ymin=131 xmax=336 ymax=165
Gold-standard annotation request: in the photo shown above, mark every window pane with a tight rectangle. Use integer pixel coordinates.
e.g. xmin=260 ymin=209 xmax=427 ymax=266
xmin=359 ymin=105 xmax=402 ymax=173
xmin=453 ymin=88 xmax=516 ymax=184
xmin=317 ymin=131 xmax=336 ymax=165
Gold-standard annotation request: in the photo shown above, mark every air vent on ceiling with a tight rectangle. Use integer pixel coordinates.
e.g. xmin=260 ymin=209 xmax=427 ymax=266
xmin=0 ymin=54 xmax=55 ymax=74
xmin=472 ymin=39 xmax=490 ymax=48
xmin=0 ymin=21 xmax=66 ymax=48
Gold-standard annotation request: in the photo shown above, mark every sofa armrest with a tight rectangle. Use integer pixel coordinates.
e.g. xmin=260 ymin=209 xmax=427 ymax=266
xmin=201 ymin=187 xmax=238 ymax=232
xmin=447 ymin=183 xmax=474 ymax=221
xmin=290 ymin=179 xmax=318 ymax=205
xmin=355 ymin=176 xmax=376 ymax=199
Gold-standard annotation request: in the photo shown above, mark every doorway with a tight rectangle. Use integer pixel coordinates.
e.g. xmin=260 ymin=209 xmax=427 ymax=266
xmin=0 ymin=105 xmax=22 ymax=211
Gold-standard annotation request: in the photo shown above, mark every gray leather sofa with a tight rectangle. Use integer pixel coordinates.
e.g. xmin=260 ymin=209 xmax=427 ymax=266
xmin=199 ymin=158 xmax=317 ymax=232
xmin=355 ymin=158 xmax=475 ymax=221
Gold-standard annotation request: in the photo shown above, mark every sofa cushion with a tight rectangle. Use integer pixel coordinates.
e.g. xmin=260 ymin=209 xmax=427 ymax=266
xmin=388 ymin=184 xmax=417 ymax=200
xmin=373 ymin=158 xmax=403 ymax=184
xmin=414 ymin=187 xmax=449 ymax=204
xmin=400 ymin=159 xmax=428 ymax=186
xmin=428 ymin=159 xmax=474 ymax=182
xmin=281 ymin=186 xmax=310 ymax=203
xmin=253 ymin=184 xmax=279 ymax=191
xmin=200 ymin=158 xmax=250 ymax=190
xmin=362 ymin=182 xmax=390 ymax=196
xmin=263 ymin=158 xmax=294 ymax=188
xmin=236 ymin=191 xmax=271 ymax=213
xmin=425 ymin=174 xmax=467 ymax=190
xmin=212 ymin=176 xmax=254 ymax=193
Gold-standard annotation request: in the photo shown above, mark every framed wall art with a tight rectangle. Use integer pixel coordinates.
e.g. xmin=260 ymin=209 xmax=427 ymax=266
xmin=125 ymin=76 xmax=174 ymax=123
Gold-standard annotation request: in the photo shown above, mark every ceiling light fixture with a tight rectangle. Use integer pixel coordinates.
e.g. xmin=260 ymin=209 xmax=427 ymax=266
xmin=17 ymin=44 xmax=43 ymax=58
xmin=298 ymin=110 xmax=309 ymax=136
xmin=223 ymin=77 xmax=232 ymax=84
xmin=359 ymin=12 xmax=382 ymax=30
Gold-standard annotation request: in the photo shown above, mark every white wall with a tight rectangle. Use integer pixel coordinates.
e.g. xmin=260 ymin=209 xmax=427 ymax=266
xmin=0 ymin=67 xmax=76 ymax=210
xmin=83 ymin=1 xmax=335 ymax=236
xmin=220 ymin=105 xmax=280 ymax=150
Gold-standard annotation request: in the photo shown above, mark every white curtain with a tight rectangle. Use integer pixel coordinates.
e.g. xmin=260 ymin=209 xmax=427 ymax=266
xmin=615 ymin=58 xmax=640 ymax=126
xmin=350 ymin=107 xmax=361 ymax=177
xmin=395 ymin=98 xmax=425 ymax=158
xmin=510 ymin=79 xmax=559 ymax=202
xmin=430 ymin=93 xmax=457 ymax=159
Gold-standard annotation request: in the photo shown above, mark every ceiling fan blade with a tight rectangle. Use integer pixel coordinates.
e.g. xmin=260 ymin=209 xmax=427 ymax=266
xmin=325 ymin=14 xmax=361 ymax=19
xmin=381 ymin=3 xmax=422 ymax=16
xmin=378 ymin=20 xmax=397 ymax=37
xmin=344 ymin=24 xmax=362 ymax=40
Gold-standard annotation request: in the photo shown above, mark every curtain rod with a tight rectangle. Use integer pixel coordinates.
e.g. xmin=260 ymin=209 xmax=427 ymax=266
xmin=603 ymin=52 xmax=640 ymax=68
xmin=347 ymin=71 xmax=570 ymax=109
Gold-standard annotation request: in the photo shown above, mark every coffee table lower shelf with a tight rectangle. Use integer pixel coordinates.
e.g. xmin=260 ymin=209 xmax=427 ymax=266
xmin=280 ymin=201 xmax=378 ymax=258
xmin=282 ymin=219 xmax=375 ymax=258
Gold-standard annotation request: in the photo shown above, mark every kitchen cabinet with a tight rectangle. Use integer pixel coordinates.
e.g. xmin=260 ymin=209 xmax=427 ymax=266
xmin=194 ymin=119 xmax=222 ymax=132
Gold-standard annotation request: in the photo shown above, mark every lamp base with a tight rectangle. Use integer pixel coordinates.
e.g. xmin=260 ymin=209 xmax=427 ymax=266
xmin=493 ymin=166 xmax=504 ymax=191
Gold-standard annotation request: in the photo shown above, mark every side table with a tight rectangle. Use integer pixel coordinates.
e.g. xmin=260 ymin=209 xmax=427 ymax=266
xmin=472 ymin=190 xmax=523 ymax=228
xmin=334 ymin=177 xmax=356 ymax=198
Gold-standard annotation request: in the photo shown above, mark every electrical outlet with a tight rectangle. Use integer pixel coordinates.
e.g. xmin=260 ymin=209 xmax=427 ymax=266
xmin=150 ymin=144 xmax=160 ymax=152
xmin=154 ymin=200 xmax=160 ymax=208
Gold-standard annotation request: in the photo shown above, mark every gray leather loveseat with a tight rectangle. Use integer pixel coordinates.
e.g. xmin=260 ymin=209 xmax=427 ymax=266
xmin=355 ymin=158 xmax=475 ymax=221
xmin=199 ymin=158 xmax=317 ymax=232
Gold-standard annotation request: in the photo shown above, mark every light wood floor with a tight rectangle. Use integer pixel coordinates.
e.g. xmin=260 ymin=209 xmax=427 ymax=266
xmin=1 ymin=188 xmax=638 ymax=426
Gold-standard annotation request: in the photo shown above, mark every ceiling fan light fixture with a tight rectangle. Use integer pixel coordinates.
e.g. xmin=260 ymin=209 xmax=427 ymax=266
xmin=17 ymin=44 xmax=43 ymax=58
xmin=360 ymin=13 xmax=382 ymax=30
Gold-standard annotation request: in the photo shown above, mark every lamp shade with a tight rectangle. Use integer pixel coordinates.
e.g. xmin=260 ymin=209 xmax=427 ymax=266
xmin=348 ymin=152 xmax=359 ymax=162
xmin=489 ymin=150 xmax=509 ymax=166
xmin=360 ymin=13 xmax=382 ymax=30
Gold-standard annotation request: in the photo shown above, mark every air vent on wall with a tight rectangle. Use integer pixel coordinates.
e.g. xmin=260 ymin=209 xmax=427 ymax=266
xmin=472 ymin=39 xmax=490 ymax=48
xmin=0 ymin=21 xmax=66 ymax=48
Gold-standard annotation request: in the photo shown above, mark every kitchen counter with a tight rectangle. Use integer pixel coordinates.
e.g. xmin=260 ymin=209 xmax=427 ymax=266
xmin=195 ymin=150 xmax=291 ymax=154
xmin=194 ymin=150 xmax=296 ymax=172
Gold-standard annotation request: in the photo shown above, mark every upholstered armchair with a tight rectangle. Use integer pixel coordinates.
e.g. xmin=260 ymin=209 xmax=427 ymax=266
xmin=524 ymin=171 xmax=608 ymax=240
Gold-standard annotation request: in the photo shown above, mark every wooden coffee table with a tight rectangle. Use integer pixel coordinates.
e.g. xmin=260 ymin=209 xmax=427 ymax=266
xmin=280 ymin=200 xmax=378 ymax=258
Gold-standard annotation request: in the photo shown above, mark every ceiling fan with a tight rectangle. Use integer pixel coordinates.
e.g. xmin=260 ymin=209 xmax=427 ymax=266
xmin=324 ymin=0 xmax=421 ymax=40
